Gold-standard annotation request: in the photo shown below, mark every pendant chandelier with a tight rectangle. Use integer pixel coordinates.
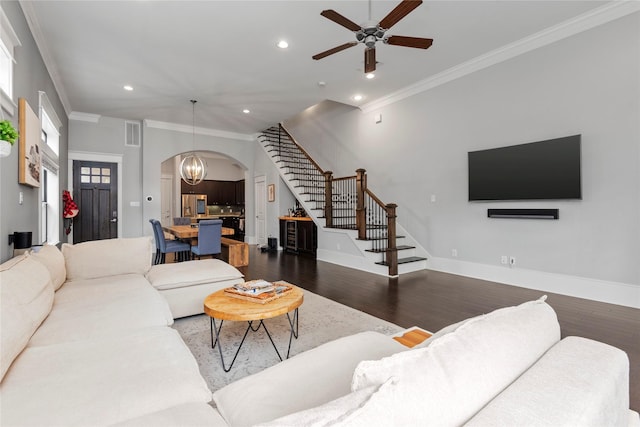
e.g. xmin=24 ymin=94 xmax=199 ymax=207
xmin=180 ymin=99 xmax=206 ymax=185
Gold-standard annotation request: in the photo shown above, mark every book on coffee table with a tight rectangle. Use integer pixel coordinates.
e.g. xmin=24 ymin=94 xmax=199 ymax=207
xmin=224 ymin=280 xmax=293 ymax=304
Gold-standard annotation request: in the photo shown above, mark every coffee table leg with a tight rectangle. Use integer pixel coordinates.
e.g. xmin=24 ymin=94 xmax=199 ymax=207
xmin=211 ymin=317 xmax=254 ymax=373
xmin=210 ymin=308 xmax=301 ymax=372
xmin=261 ymin=307 xmax=300 ymax=361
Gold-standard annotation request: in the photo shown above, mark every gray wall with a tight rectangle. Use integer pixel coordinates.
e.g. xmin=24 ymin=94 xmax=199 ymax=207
xmin=142 ymin=125 xmax=258 ymax=240
xmin=69 ymin=117 xmax=143 ymax=238
xmin=0 ymin=2 xmax=68 ymax=262
xmin=284 ymin=14 xmax=640 ymax=289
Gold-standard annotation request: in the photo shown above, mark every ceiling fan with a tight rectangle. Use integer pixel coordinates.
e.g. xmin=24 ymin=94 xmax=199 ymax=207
xmin=312 ymin=0 xmax=433 ymax=74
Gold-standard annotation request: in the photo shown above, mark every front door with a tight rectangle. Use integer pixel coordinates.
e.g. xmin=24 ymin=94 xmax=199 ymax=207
xmin=73 ymin=161 xmax=118 ymax=243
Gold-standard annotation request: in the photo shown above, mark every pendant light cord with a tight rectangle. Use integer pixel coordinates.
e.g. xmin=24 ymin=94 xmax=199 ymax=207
xmin=191 ymin=99 xmax=197 ymax=153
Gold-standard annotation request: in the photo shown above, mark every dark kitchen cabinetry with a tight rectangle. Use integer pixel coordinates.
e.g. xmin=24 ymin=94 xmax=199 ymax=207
xmin=235 ymin=180 xmax=245 ymax=205
xmin=279 ymin=217 xmax=316 ymax=256
xmin=182 ymin=179 xmax=245 ymax=205
xmin=222 ymin=217 xmax=245 ymax=242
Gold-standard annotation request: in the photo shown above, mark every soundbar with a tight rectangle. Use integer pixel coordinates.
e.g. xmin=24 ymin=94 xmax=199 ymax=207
xmin=487 ymin=209 xmax=559 ymax=219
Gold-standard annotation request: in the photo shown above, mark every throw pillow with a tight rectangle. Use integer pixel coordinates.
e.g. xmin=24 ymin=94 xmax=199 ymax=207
xmin=29 ymin=244 xmax=66 ymax=290
xmin=256 ymin=381 xmax=391 ymax=427
xmin=350 ymin=296 xmax=560 ymax=426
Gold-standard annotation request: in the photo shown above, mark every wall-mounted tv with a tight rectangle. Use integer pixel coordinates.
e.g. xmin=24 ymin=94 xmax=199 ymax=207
xmin=468 ymin=135 xmax=581 ymax=201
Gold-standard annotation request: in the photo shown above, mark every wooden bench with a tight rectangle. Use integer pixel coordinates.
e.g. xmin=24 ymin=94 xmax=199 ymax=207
xmin=221 ymin=237 xmax=249 ymax=268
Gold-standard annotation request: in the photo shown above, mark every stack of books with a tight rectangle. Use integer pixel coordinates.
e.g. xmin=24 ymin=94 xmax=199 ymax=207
xmin=224 ymin=280 xmax=292 ymax=303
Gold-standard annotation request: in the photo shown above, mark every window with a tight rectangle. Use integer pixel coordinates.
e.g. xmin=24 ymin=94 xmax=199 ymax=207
xmin=39 ymin=92 xmax=62 ymax=245
xmin=0 ymin=6 xmax=20 ymax=114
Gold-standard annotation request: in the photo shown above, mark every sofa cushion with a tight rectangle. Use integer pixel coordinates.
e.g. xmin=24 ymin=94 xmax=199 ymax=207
xmin=0 ymin=327 xmax=212 ymax=426
xmin=29 ymin=244 xmax=66 ymax=290
xmin=0 ymin=255 xmax=54 ymax=381
xmin=349 ymin=296 xmax=560 ymax=426
xmin=465 ymin=336 xmax=630 ymax=427
xmin=28 ymin=274 xmax=174 ymax=347
xmin=62 ymin=237 xmax=152 ymax=281
xmin=213 ymin=331 xmax=407 ymax=427
xmin=146 ymin=258 xmax=244 ymax=291
xmin=111 ymin=403 xmax=228 ymax=427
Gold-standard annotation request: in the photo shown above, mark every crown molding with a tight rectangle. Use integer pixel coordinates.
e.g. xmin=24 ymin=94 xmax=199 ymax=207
xmin=19 ymin=1 xmax=71 ymax=116
xmin=69 ymin=111 xmax=101 ymax=123
xmin=143 ymin=119 xmax=254 ymax=142
xmin=361 ymin=1 xmax=640 ymax=114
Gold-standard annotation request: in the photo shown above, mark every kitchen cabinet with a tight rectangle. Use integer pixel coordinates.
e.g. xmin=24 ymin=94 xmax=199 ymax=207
xmin=235 ymin=180 xmax=245 ymax=205
xmin=279 ymin=217 xmax=316 ymax=256
xmin=182 ymin=180 xmax=244 ymax=205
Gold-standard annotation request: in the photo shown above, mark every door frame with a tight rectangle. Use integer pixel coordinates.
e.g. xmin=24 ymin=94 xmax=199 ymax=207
xmin=68 ymin=151 xmax=123 ymax=242
xmin=254 ymin=175 xmax=267 ymax=246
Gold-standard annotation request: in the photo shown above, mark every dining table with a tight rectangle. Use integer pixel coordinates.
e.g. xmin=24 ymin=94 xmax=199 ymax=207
xmin=162 ymin=224 xmax=235 ymax=241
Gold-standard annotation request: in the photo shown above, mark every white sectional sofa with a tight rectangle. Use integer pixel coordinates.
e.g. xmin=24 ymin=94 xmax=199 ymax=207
xmin=211 ymin=296 xmax=639 ymax=426
xmin=0 ymin=237 xmax=243 ymax=426
xmin=1 ymin=236 xmax=637 ymax=426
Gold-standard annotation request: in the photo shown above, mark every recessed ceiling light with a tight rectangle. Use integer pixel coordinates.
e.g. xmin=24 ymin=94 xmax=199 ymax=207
xmin=123 ymin=85 xmax=133 ymax=91
xmin=353 ymin=94 xmax=363 ymax=101
xmin=277 ymin=40 xmax=289 ymax=49
xmin=242 ymin=109 xmax=250 ymax=114
xmin=366 ymin=73 xmax=375 ymax=80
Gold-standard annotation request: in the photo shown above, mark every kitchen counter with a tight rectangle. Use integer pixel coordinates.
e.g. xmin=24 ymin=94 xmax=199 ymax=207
xmin=279 ymin=216 xmax=313 ymax=221
xmin=191 ymin=214 xmax=244 ymax=221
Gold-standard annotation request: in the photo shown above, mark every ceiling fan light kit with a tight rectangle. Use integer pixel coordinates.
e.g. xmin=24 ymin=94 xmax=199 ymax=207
xmin=313 ymin=0 xmax=433 ymax=74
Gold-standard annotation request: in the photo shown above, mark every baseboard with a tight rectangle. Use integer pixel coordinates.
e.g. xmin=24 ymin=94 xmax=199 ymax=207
xmin=427 ymin=257 xmax=640 ymax=309
xmin=317 ymin=249 xmax=389 ymax=277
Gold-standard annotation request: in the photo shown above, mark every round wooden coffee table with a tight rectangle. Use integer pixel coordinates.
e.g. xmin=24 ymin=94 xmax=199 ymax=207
xmin=204 ymin=284 xmax=304 ymax=372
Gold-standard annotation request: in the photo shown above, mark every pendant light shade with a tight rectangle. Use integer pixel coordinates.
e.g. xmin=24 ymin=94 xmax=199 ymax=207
xmin=180 ymin=154 xmax=206 ymax=185
xmin=180 ymin=100 xmax=206 ymax=185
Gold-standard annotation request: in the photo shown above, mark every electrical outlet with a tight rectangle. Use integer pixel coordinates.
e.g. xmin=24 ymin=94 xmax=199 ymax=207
xmin=510 ymin=256 xmax=516 ymax=267
xmin=501 ymin=255 xmax=508 ymax=265
xmin=451 ymin=249 xmax=458 ymax=257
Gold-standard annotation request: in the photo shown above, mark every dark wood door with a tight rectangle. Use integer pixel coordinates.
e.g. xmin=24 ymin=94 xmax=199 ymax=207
xmin=72 ymin=160 xmax=118 ymax=243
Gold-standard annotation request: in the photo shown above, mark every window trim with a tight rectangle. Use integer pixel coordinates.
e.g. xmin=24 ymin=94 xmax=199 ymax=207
xmin=0 ymin=6 xmax=21 ymax=116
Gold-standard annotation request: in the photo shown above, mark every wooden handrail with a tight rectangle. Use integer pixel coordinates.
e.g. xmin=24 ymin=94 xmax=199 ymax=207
xmin=365 ymin=188 xmax=386 ymax=209
xmin=279 ymin=124 xmax=325 ymax=175
xmin=333 ymin=175 xmax=357 ymax=182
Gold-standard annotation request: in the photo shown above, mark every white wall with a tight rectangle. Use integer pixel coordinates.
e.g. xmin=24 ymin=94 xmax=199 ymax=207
xmin=284 ymin=14 xmax=640 ymax=306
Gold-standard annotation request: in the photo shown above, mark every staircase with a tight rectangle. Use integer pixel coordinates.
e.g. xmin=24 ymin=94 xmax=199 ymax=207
xmin=258 ymin=124 xmax=427 ymax=277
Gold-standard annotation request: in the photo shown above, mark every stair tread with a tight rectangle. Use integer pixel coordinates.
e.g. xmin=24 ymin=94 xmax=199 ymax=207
xmin=376 ymin=256 xmax=427 ymax=266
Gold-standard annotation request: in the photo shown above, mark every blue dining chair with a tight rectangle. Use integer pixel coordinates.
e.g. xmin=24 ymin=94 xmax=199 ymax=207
xmin=149 ymin=219 xmax=190 ymax=264
xmin=191 ymin=219 xmax=222 ymax=259
xmin=173 ymin=217 xmax=191 ymax=225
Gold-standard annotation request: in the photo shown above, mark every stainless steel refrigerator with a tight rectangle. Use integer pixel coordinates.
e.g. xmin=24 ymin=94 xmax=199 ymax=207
xmin=181 ymin=194 xmax=207 ymax=218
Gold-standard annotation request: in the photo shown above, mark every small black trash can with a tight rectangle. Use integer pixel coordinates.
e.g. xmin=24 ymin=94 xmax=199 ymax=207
xmin=267 ymin=237 xmax=277 ymax=251
xmin=13 ymin=231 xmax=32 ymax=249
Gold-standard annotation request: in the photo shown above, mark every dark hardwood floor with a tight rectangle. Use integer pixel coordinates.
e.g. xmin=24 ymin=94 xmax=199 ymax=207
xmin=238 ymin=246 xmax=640 ymax=412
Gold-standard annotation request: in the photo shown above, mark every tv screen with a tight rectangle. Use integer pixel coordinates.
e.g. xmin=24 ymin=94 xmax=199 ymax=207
xmin=468 ymin=135 xmax=581 ymax=201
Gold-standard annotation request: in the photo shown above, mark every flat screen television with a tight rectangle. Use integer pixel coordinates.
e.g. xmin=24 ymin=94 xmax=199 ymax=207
xmin=468 ymin=135 xmax=581 ymax=201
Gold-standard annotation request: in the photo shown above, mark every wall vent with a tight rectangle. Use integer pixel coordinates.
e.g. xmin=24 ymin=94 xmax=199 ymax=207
xmin=125 ymin=121 xmax=141 ymax=147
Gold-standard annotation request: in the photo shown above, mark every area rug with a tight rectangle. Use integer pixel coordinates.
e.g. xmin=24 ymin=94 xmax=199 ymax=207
xmin=172 ymin=289 xmax=404 ymax=394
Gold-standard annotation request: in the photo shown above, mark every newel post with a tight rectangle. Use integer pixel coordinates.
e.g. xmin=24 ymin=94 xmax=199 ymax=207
xmin=386 ymin=203 xmax=398 ymax=276
xmin=356 ymin=168 xmax=367 ymax=240
xmin=323 ymin=171 xmax=333 ymax=227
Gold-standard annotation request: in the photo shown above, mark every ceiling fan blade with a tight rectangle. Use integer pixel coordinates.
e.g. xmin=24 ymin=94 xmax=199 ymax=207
xmin=379 ymin=0 xmax=423 ymax=30
xmin=320 ymin=9 xmax=361 ymax=32
xmin=385 ymin=35 xmax=433 ymax=49
xmin=312 ymin=42 xmax=358 ymax=60
xmin=364 ymin=48 xmax=376 ymax=73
